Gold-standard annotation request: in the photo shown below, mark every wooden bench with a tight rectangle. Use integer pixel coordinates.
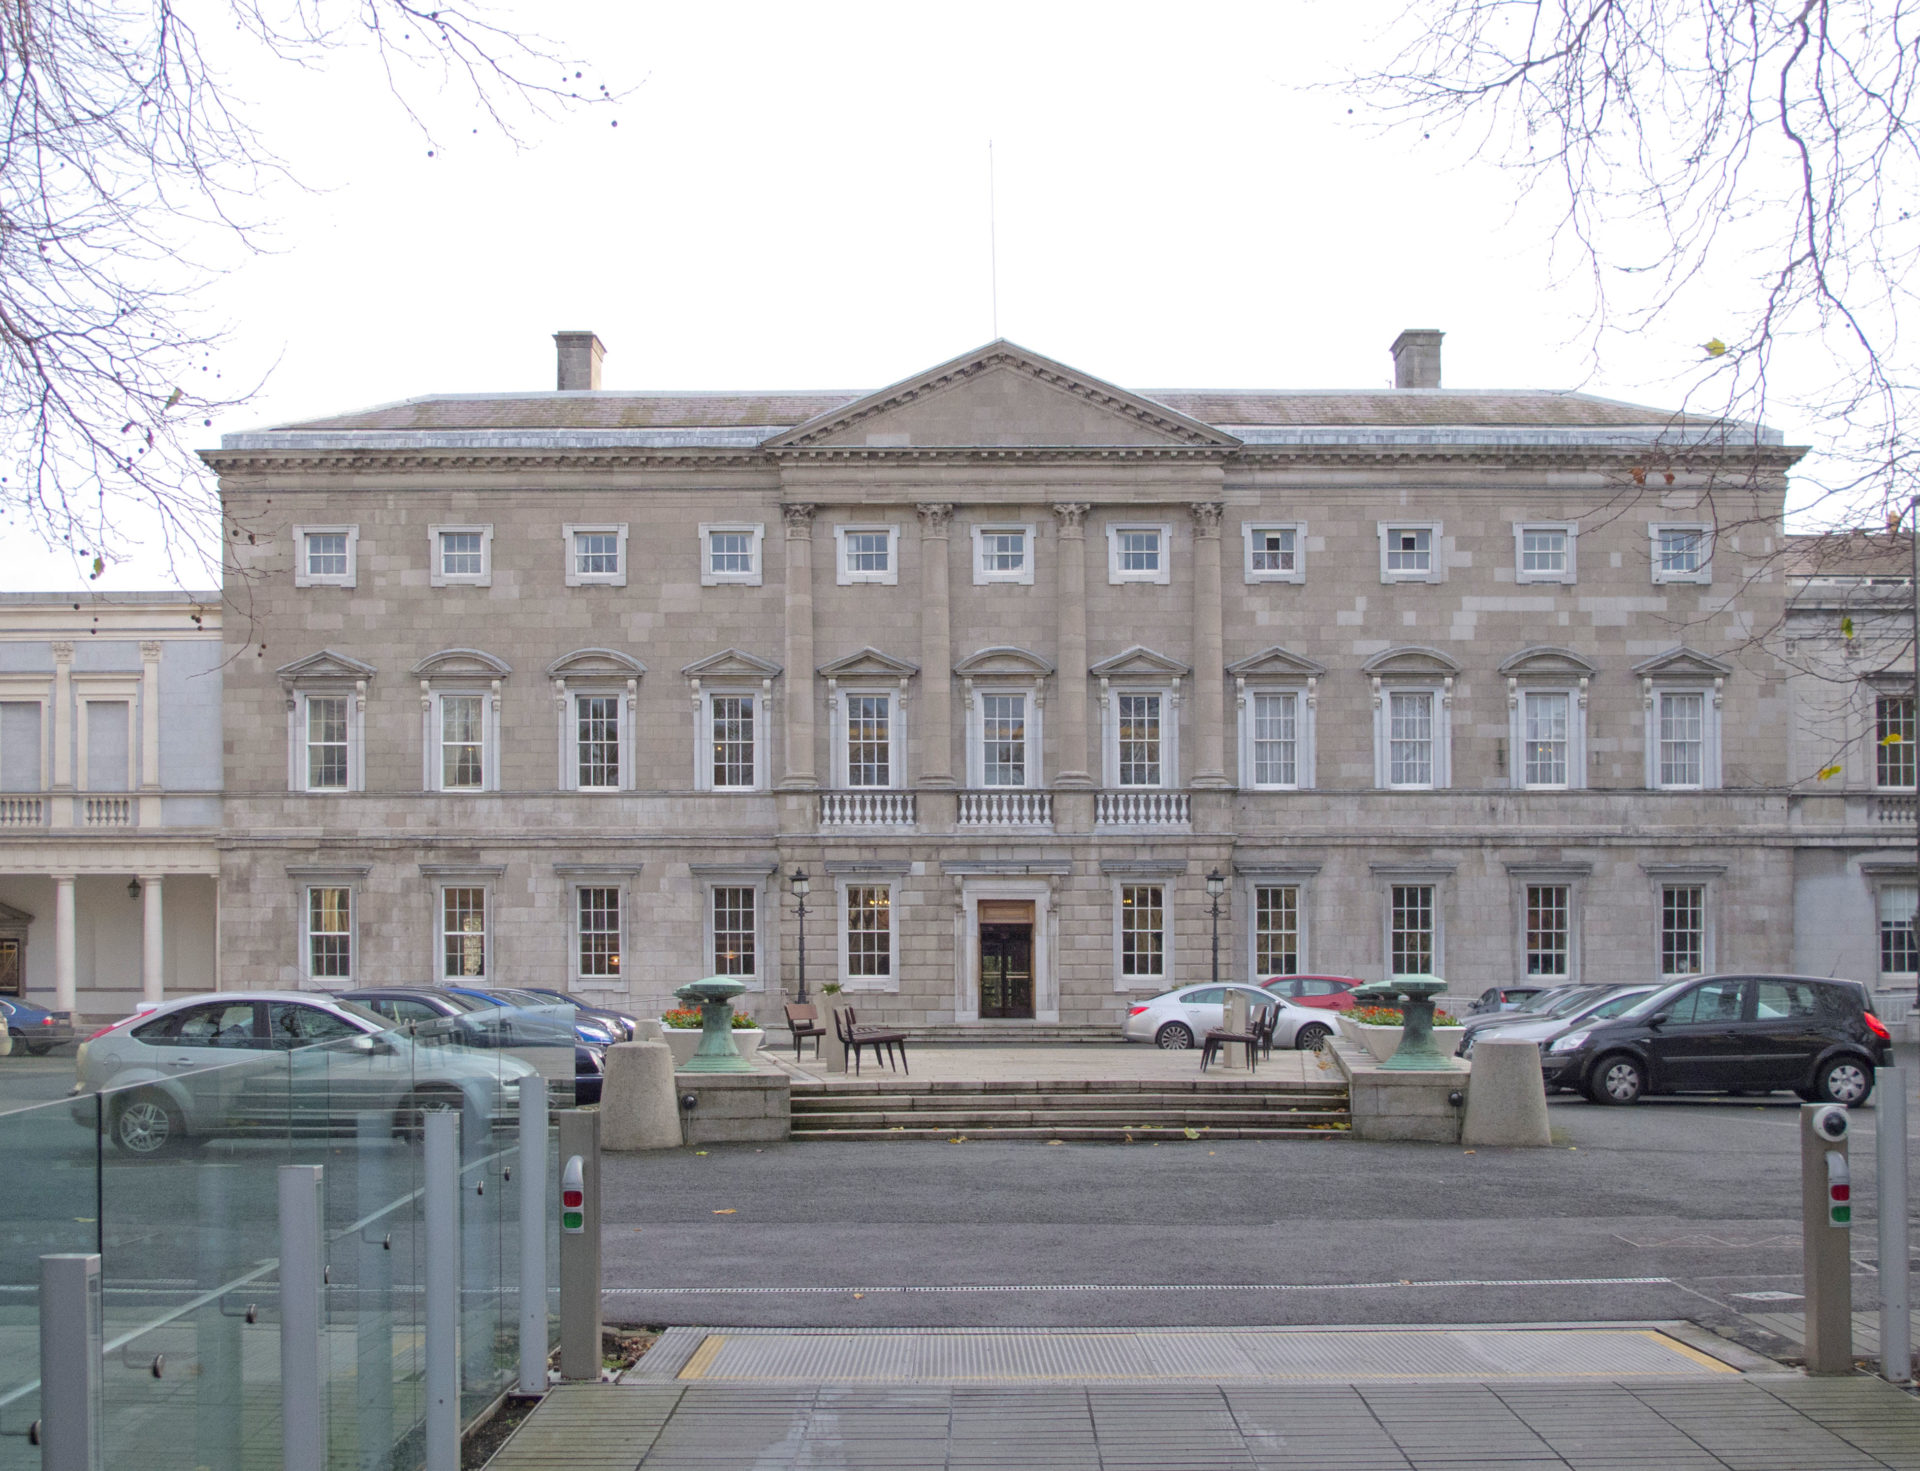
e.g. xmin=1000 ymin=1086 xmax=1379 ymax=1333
xmin=834 ymin=1005 xmax=909 ymax=1075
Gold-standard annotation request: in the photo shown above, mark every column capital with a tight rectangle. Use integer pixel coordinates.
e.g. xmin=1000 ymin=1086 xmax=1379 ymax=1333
xmin=781 ymin=503 xmax=817 ymax=534
xmin=916 ymin=503 xmax=955 ymax=536
xmin=1190 ymin=502 xmax=1224 ymax=537
xmin=140 ymin=641 xmax=163 ymax=662
xmin=1051 ymin=502 xmax=1092 ymax=535
xmin=51 ymin=641 xmax=74 ymax=664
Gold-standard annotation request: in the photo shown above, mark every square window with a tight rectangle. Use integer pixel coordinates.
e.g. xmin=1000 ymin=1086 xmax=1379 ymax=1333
xmin=835 ymin=526 xmax=899 ymax=585
xmin=1514 ymin=523 xmax=1577 ymax=584
xmin=845 ymin=884 xmax=892 ymax=978
xmin=577 ymin=887 xmax=622 ymax=978
xmin=701 ymin=524 xmax=765 ymax=586
xmin=1254 ymin=886 xmax=1299 ymax=977
xmin=1390 ymin=884 xmax=1435 ymax=977
xmin=306 ymin=695 xmax=349 ymax=791
xmin=1651 ymin=524 xmax=1712 ymax=584
xmin=1119 ymin=884 xmax=1165 ymax=980
xmin=429 ymin=525 xmax=493 ymax=587
xmin=307 ymin=534 xmax=348 ymax=578
xmin=576 ymin=695 xmax=621 ymax=789
xmin=294 ymin=526 xmax=358 ymax=588
xmin=1244 ymin=523 xmax=1306 ymax=583
xmin=1660 ymin=885 xmax=1705 ymax=977
xmin=441 ymin=533 xmax=483 ymax=577
xmin=972 ymin=524 xmax=1036 ymax=585
xmin=307 ymin=887 xmax=352 ymax=980
xmin=442 ymin=887 xmax=487 ymax=980
xmin=1250 ymin=528 xmax=1295 ymax=573
xmin=1120 ymin=531 xmax=1160 ymax=572
xmin=1878 ymin=696 xmax=1915 ymax=788
xmin=1107 ymin=524 xmax=1173 ymax=584
xmin=1880 ymin=885 xmax=1918 ymax=978
xmin=1382 ymin=526 xmax=1434 ymax=578
xmin=1525 ymin=884 xmax=1570 ymax=977
xmin=563 ymin=524 xmax=628 ymax=586
xmin=712 ymin=886 xmax=757 ymax=977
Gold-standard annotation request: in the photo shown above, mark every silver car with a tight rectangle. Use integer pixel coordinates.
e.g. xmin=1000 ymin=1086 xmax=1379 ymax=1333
xmin=1121 ymin=984 xmax=1336 ymax=1051
xmin=1458 ymin=985 xmax=1661 ymax=1058
xmin=73 ymin=990 xmax=538 ymax=1157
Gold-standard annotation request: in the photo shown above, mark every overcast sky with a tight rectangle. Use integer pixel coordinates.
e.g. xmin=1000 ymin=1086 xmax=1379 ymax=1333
xmin=6 ymin=0 xmax=1811 ymax=594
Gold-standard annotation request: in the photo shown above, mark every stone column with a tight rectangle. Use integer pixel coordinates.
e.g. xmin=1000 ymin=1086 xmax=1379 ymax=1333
xmin=1051 ymin=503 xmax=1093 ymax=787
xmin=779 ymin=504 xmax=817 ymax=789
xmin=53 ymin=874 xmax=76 ymax=1013
xmin=917 ymin=504 xmax=955 ymax=788
xmin=141 ymin=875 xmax=165 ymax=1005
xmin=1190 ymin=502 xmax=1228 ymax=787
xmin=51 ymin=641 xmax=72 ymax=829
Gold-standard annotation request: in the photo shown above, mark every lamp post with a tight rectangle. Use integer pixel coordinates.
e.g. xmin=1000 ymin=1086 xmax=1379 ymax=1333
xmin=1205 ymin=868 xmax=1226 ymax=986
xmin=790 ymin=867 xmax=811 ymax=1005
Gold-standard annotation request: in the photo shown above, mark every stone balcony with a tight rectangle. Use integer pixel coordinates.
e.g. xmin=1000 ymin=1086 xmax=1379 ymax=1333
xmin=956 ymin=790 xmax=1053 ymax=829
xmin=1094 ymin=790 xmax=1192 ymax=829
xmin=819 ymin=791 xmax=917 ymax=828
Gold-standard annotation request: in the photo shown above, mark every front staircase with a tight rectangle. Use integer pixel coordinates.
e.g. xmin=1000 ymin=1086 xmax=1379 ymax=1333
xmin=789 ymin=1076 xmax=1351 ymax=1142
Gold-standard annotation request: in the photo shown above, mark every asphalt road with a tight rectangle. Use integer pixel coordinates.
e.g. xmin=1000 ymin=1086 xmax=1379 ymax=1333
xmin=599 ymin=1051 xmax=1920 ymax=1356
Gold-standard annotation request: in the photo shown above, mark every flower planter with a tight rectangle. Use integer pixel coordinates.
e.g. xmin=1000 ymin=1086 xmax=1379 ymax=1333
xmin=1337 ymin=1015 xmax=1466 ymax=1064
xmin=661 ymin=1026 xmax=764 ymax=1068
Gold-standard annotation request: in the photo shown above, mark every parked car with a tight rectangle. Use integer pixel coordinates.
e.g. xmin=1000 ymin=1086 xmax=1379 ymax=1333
xmin=1121 ymin=984 xmax=1337 ymax=1051
xmin=1458 ymin=984 xmax=1607 ymax=1039
xmin=444 ymin=985 xmax=615 ymax=1045
xmin=2 ymin=997 xmax=74 ymax=1055
xmin=1258 ymin=975 xmax=1365 ymax=1011
xmin=72 ymin=991 xmax=538 ymax=1157
xmin=1466 ymin=985 xmax=1549 ymax=1016
xmin=1540 ymin=973 xmax=1892 ymax=1105
xmin=511 ymin=986 xmax=638 ymax=1041
xmin=1457 ymin=985 xmax=1661 ymax=1057
xmin=340 ymin=987 xmax=597 ymax=1100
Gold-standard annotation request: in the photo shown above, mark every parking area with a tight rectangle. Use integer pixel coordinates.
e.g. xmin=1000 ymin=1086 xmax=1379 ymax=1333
xmin=0 ymin=1051 xmax=77 ymax=1112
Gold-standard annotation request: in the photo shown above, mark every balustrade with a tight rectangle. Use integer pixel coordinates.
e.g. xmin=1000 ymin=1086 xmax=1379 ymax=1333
xmin=957 ymin=790 xmax=1053 ymax=828
xmin=1095 ymin=790 xmax=1191 ymax=827
xmin=0 ymin=796 xmax=44 ymax=828
xmin=819 ymin=791 xmax=917 ymax=827
xmin=82 ymin=795 xmax=135 ymax=828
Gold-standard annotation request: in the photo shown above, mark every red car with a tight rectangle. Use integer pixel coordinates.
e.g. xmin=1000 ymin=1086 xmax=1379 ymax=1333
xmin=1259 ymin=975 xmax=1366 ymax=1011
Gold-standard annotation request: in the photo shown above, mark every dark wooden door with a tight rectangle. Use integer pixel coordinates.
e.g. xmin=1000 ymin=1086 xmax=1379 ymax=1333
xmin=980 ymin=923 xmax=1034 ymax=1019
xmin=0 ymin=939 xmax=19 ymax=998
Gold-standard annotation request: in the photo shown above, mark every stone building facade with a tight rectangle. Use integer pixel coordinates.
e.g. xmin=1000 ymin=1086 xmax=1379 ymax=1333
xmin=0 ymin=594 xmax=223 ymax=1016
xmin=205 ymin=333 xmax=1807 ymax=1031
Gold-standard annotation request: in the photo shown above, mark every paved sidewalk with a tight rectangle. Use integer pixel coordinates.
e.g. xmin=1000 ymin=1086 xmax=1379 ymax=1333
xmin=766 ymin=1042 xmax=1328 ymax=1086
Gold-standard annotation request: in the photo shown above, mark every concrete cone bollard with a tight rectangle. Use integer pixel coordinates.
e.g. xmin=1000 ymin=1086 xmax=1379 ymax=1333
xmin=1460 ymin=1037 xmax=1552 ymax=1147
xmin=600 ymin=1041 xmax=683 ymax=1150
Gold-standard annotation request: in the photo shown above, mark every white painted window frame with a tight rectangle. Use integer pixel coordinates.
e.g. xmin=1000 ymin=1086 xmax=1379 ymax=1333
xmin=971 ymin=523 xmax=1037 ymax=585
xmin=1509 ymin=681 xmax=1588 ymax=791
xmin=1381 ymin=877 xmax=1445 ymax=982
xmin=828 ymin=683 xmax=907 ymax=791
xmin=1243 ymin=873 xmax=1315 ymax=982
xmin=1654 ymin=880 xmax=1715 ymax=979
xmin=1111 ymin=878 xmax=1175 ymax=991
xmin=437 ymin=882 xmax=493 ymax=983
xmin=1512 ymin=521 xmax=1578 ymax=585
xmin=1102 ymin=683 xmax=1180 ymax=789
xmin=1371 ymin=680 xmax=1452 ymax=790
xmin=700 ymin=523 xmax=766 ymax=587
xmin=1649 ymin=522 xmax=1714 ymax=585
xmin=1241 ymin=522 xmax=1306 ymax=584
xmin=700 ymin=876 xmax=766 ymax=990
xmin=966 ymin=684 xmax=1044 ymax=789
xmin=1236 ymin=682 xmax=1315 ymax=790
xmin=1870 ymin=875 xmax=1919 ymax=983
xmin=570 ymin=881 xmax=627 ymax=986
xmin=301 ymin=883 xmax=356 ymax=985
xmin=835 ymin=876 xmax=899 ymax=992
xmin=696 ymin=686 xmax=771 ymax=793
xmin=287 ymin=685 xmax=366 ymax=794
xmin=562 ymin=523 xmax=629 ymax=588
xmin=1106 ymin=523 xmax=1173 ymax=585
xmin=293 ymin=525 xmax=359 ymax=589
xmin=563 ymin=685 xmax=634 ymax=792
xmin=1508 ymin=869 xmax=1586 ymax=986
xmin=428 ymin=524 xmax=494 ymax=588
xmin=834 ymin=524 xmax=900 ymax=586
xmin=423 ymin=685 xmax=502 ymax=793
xmin=1642 ymin=679 xmax=1722 ymax=790
xmin=1377 ymin=521 xmax=1443 ymax=584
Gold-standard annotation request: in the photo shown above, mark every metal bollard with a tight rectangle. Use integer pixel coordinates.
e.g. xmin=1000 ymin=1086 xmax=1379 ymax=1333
xmin=278 ymin=1165 xmax=325 ymax=1471
xmin=1801 ymin=1103 xmax=1855 ymax=1374
xmin=1879 ymin=1067 xmax=1912 ymax=1384
xmin=356 ymin=1112 xmax=396 ymax=1469
xmin=519 ymin=1076 xmax=550 ymax=1394
xmin=558 ymin=1108 xmax=602 ymax=1381
xmin=195 ymin=1165 xmax=242 ymax=1471
xmin=39 ymin=1253 xmax=102 ymax=1471
xmin=424 ymin=1109 xmax=461 ymax=1471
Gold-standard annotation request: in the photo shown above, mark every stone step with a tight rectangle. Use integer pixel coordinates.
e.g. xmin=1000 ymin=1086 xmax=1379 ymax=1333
xmin=788 ymin=1078 xmax=1345 ymax=1097
xmin=790 ymin=1108 xmax=1352 ymax=1129
xmin=789 ymin=1093 xmax=1349 ymax=1114
xmin=909 ymin=1024 xmax=1118 ymax=1045
xmin=790 ymin=1124 xmax=1352 ymax=1142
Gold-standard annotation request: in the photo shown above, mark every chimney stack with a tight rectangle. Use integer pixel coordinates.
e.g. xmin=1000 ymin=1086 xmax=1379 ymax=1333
xmin=554 ymin=331 xmax=606 ymax=391
xmin=1391 ymin=329 xmax=1443 ymax=389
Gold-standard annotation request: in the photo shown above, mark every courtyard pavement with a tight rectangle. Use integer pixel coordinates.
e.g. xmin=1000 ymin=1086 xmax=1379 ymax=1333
xmin=764 ymin=1040 xmax=1327 ymax=1086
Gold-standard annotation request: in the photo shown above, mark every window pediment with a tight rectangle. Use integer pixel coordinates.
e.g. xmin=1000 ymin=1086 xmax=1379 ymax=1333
xmin=817 ymin=647 xmax=920 ymax=680
xmin=1631 ymin=646 xmax=1732 ymax=680
xmin=1226 ymin=645 xmax=1326 ymax=680
xmin=410 ymin=648 xmax=512 ymax=680
xmin=1090 ymin=646 xmax=1191 ymax=679
xmin=1360 ymin=645 xmax=1462 ymax=679
xmin=546 ymin=647 xmax=646 ymax=680
xmin=953 ymin=645 xmax=1055 ymax=679
xmin=1497 ymin=645 xmax=1599 ymax=679
xmin=276 ymin=649 xmax=376 ymax=686
xmin=682 ymin=649 xmax=782 ymax=681
xmin=0 ymin=899 xmax=34 ymax=930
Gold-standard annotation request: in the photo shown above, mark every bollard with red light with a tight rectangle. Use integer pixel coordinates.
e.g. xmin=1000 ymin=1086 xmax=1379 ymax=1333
xmin=1801 ymin=1103 xmax=1854 ymax=1373
xmin=1826 ymin=1150 xmax=1851 ymax=1228
xmin=560 ymin=1156 xmax=585 ymax=1234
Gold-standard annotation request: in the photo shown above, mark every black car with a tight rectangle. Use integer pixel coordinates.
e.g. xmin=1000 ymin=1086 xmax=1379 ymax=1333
xmin=1540 ymin=973 xmax=1892 ymax=1106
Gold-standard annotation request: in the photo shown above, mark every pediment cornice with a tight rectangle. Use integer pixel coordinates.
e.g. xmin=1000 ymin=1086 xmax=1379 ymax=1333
xmin=1631 ymin=646 xmax=1734 ymax=679
xmin=1360 ymin=645 xmax=1463 ymax=678
xmin=1090 ymin=646 xmax=1193 ymax=679
xmin=682 ymin=649 xmax=783 ymax=681
xmin=1497 ymin=645 xmax=1600 ymax=678
xmin=1226 ymin=645 xmax=1327 ymax=680
xmin=410 ymin=648 xmax=513 ymax=679
xmin=817 ymin=647 xmax=921 ymax=679
xmin=275 ymin=649 xmax=377 ymax=684
xmin=952 ymin=646 xmax=1055 ymax=678
xmin=546 ymin=647 xmax=646 ymax=680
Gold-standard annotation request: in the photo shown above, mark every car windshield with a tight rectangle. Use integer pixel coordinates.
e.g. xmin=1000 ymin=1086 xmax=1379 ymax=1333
xmin=331 ymin=999 xmax=394 ymax=1031
xmin=1615 ymin=980 xmax=1696 ymax=1020
xmin=1583 ymin=988 xmax=1657 ymax=1020
xmin=1539 ymin=987 xmax=1606 ymax=1018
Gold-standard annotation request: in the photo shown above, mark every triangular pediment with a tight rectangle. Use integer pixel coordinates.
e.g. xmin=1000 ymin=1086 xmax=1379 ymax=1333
xmin=1226 ymin=645 xmax=1327 ymax=680
xmin=682 ymin=649 xmax=783 ymax=680
xmin=1498 ymin=645 xmax=1600 ymax=678
xmin=1361 ymin=645 xmax=1463 ymax=678
xmin=0 ymin=900 xmax=34 ymax=929
xmin=767 ymin=341 xmax=1240 ymax=451
xmin=817 ymin=647 xmax=920 ymax=679
xmin=953 ymin=645 xmax=1055 ymax=678
xmin=275 ymin=649 xmax=377 ymax=684
xmin=409 ymin=648 xmax=512 ymax=679
xmin=1632 ymin=646 xmax=1733 ymax=679
xmin=1091 ymin=646 xmax=1192 ymax=679
xmin=547 ymin=647 xmax=646 ymax=680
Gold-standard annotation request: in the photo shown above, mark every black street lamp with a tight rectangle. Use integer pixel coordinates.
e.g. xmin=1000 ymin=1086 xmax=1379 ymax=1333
xmin=790 ymin=867 xmax=812 ymax=1004
xmin=1205 ymin=868 xmax=1226 ymax=986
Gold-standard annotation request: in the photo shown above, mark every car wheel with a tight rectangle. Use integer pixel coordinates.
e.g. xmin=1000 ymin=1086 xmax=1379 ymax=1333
xmin=112 ymin=1091 xmax=183 ymax=1157
xmin=24 ymin=1040 xmax=52 ymax=1057
xmin=1589 ymin=1054 xmax=1645 ymax=1105
xmin=1813 ymin=1057 xmax=1873 ymax=1106
xmin=393 ymin=1086 xmax=464 ymax=1142
xmin=1155 ymin=1023 xmax=1194 ymax=1050
xmin=1294 ymin=1023 xmax=1331 ymax=1051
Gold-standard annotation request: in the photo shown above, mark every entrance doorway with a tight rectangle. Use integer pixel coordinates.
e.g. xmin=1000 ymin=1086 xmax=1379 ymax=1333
xmin=0 ymin=939 xmax=20 ymax=998
xmin=979 ymin=901 xmax=1035 ymax=1019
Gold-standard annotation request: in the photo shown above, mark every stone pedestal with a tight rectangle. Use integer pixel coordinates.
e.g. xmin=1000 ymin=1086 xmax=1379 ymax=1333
xmin=1328 ymin=1034 xmax=1468 ymax=1143
xmin=601 ymin=1042 xmax=682 ymax=1151
xmin=675 ymin=1071 xmax=791 ymax=1145
xmin=824 ymin=999 xmax=854 ymax=1074
xmin=1219 ymin=988 xmax=1248 ymax=1069
xmin=1460 ymin=1037 xmax=1552 ymax=1147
